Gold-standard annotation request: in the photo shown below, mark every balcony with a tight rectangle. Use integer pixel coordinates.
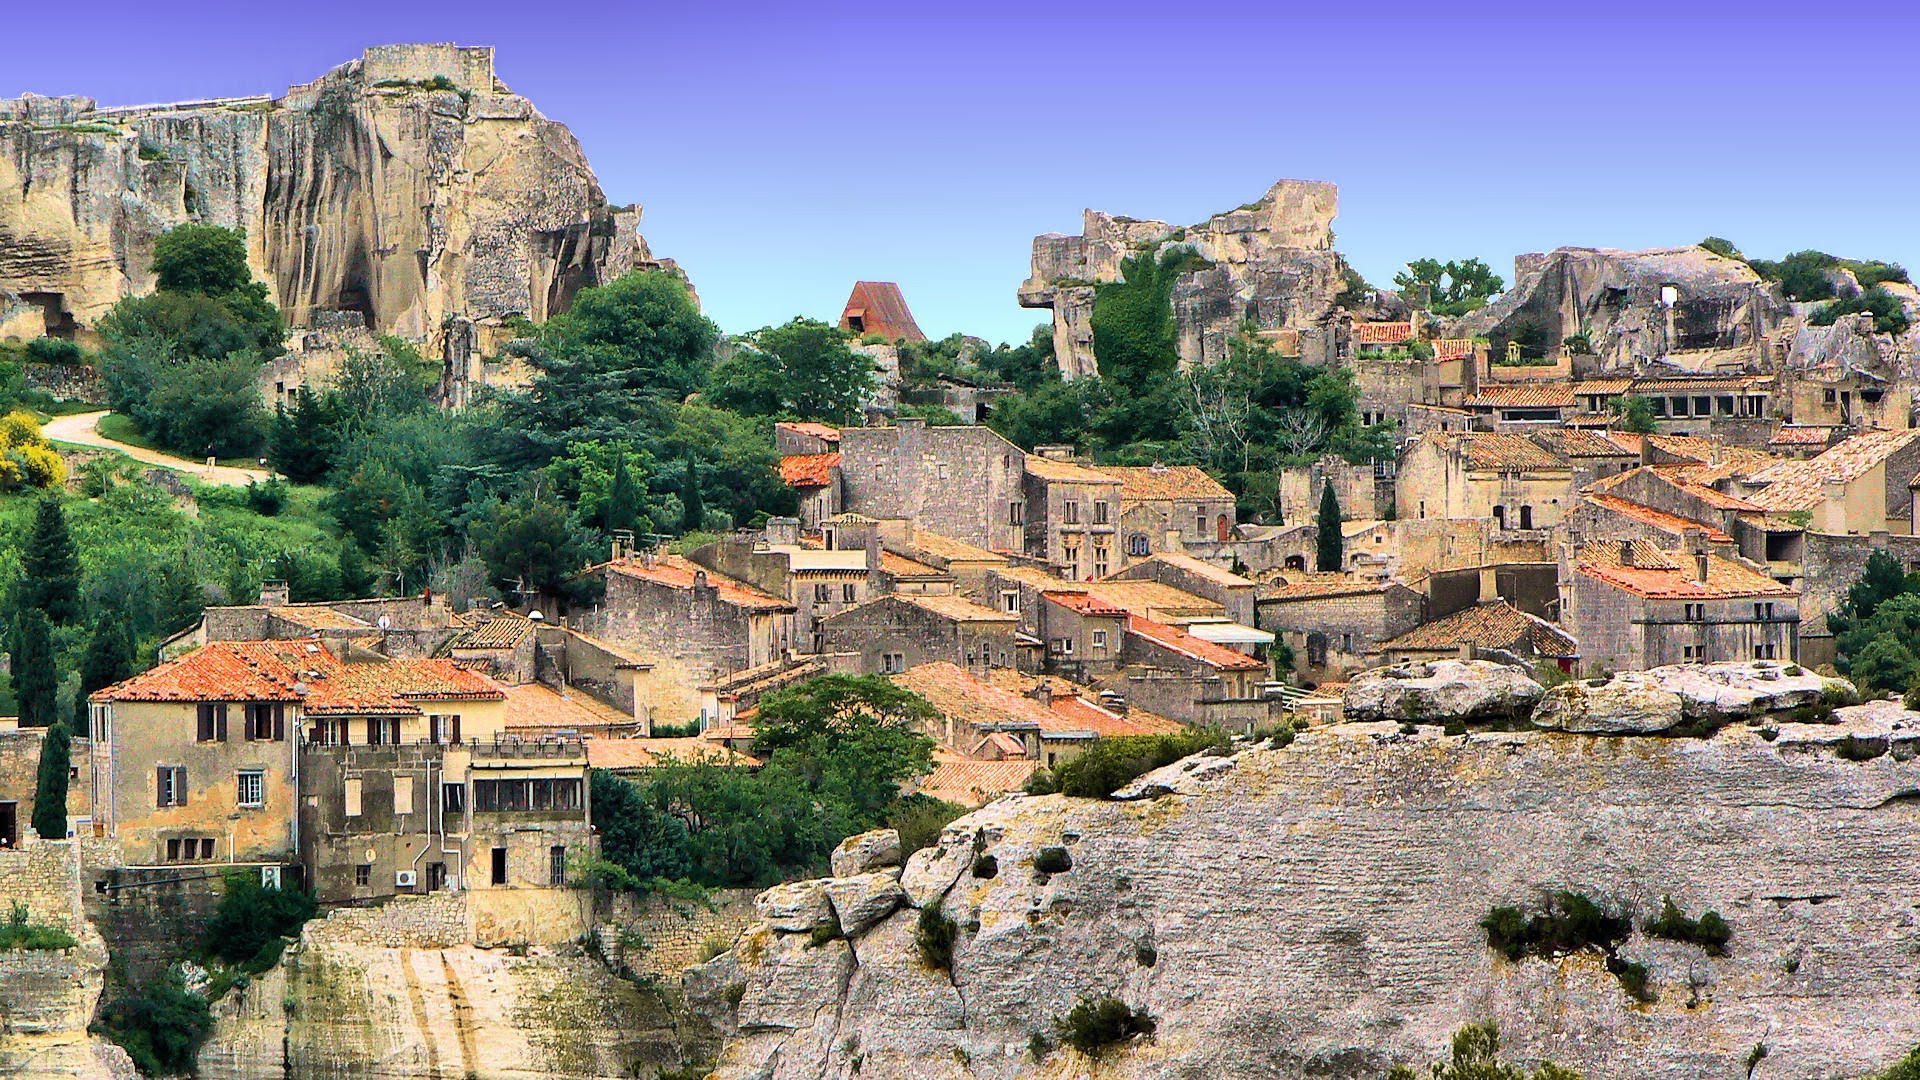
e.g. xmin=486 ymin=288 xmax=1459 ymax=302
xmin=469 ymin=733 xmax=587 ymax=760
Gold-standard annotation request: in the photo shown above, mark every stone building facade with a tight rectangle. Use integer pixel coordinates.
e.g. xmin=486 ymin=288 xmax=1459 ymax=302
xmin=815 ymin=594 xmax=1019 ymax=676
xmin=1563 ymin=540 xmax=1799 ymax=674
xmin=836 ymin=419 xmax=1027 ymax=553
xmin=1022 ymin=451 xmax=1122 ymax=580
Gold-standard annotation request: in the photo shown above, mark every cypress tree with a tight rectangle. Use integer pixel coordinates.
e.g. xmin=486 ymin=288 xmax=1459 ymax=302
xmin=17 ymin=497 xmax=79 ymax=624
xmin=607 ymin=451 xmax=640 ymax=538
xmin=10 ymin=609 xmax=57 ymax=728
xmin=1315 ymin=481 xmax=1344 ymax=573
xmin=269 ymin=391 xmax=336 ymax=484
xmin=678 ymin=456 xmax=704 ymax=534
xmin=31 ymin=722 xmax=70 ymax=841
xmin=73 ymin=617 xmax=135 ymax=738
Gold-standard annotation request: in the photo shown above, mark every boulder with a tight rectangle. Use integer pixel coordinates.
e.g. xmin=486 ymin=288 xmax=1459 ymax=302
xmin=828 ymin=828 xmax=902 ymax=878
xmin=753 ymin=880 xmax=831 ymax=933
xmin=1774 ymin=698 xmax=1920 ymax=757
xmin=1532 ymin=674 xmax=1687 ymax=734
xmin=1537 ymin=662 xmax=1855 ymax=734
xmin=1343 ymin=659 xmax=1545 ymax=724
xmin=823 ymin=872 xmax=907 ymax=937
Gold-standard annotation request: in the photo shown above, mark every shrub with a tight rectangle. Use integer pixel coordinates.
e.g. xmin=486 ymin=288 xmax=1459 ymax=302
xmin=1135 ymin=942 xmax=1157 ymax=967
xmin=1054 ymin=996 xmax=1156 ymax=1056
xmin=245 ymin=477 xmax=287 ymax=516
xmin=1250 ymin=719 xmax=1296 ymax=747
xmin=971 ymin=854 xmax=998 ymax=879
xmin=1386 ymin=1021 xmax=1587 ymax=1080
xmin=1610 ymin=957 xmax=1655 ymax=1003
xmin=205 ymin=872 xmax=316 ymax=969
xmin=1028 ymin=1032 xmax=1053 ymax=1060
xmin=722 ymin=982 xmax=746 ymax=1007
xmin=1876 ymin=1045 xmax=1920 ymax=1080
xmin=1643 ymin=895 xmax=1732 ymax=956
xmin=1482 ymin=893 xmax=1630 ymax=961
xmin=1034 ymin=846 xmax=1072 ymax=874
xmin=1810 ymin=287 xmax=1911 ymax=336
xmin=1022 ymin=769 xmax=1060 ymax=796
xmin=915 ymin=904 xmax=957 ymax=972
xmin=1837 ymin=734 xmax=1887 ymax=761
xmin=0 ymin=902 xmax=76 ymax=951
xmin=697 ymin=934 xmax=733 ymax=963
xmin=98 ymin=971 xmax=214 ymax=1076
xmin=807 ymin=911 xmax=844 ymax=949
xmin=1050 ymin=730 xmax=1226 ymax=799
xmin=887 ymin=794 xmax=966 ymax=858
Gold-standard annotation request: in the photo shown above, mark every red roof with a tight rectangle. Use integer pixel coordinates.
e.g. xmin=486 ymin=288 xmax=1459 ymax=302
xmin=1043 ymin=590 xmax=1127 ymax=617
xmin=1353 ymin=322 xmax=1414 ymax=345
xmin=94 ymin=640 xmax=506 ymax=715
xmin=1583 ymin=494 xmax=1734 ymax=543
xmin=776 ymin=421 xmax=842 ymax=444
xmin=839 ymin=281 xmax=926 ymax=341
xmin=779 ymin=453 xmax=840 ymax=488
xmin=601 ymin=555 xmax=794 ymax=612
xmin=1125 ymin=614 xmax=1266 ymax=672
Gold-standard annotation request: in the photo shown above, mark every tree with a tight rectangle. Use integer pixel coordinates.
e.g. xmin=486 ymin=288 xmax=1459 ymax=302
xmin=17 ymin=496 xmax=79 ymax=623
xmin=752 ymin=675 xmax=938 ymax=822
xmin=9 ymin=609 xmax=58 ymax=728
xmin=1611 ymin=394 xmax=1658 ymax=434
xmin=606 ymin=451 xmax=640 ymax=538
xmin=269 ymin=392 xmax=337 ymax=483
xmin=473 ymin=494 xmax=595 ymax=600
xmin=1091 ymin=250 xmax=1182 ymax=387
xmin=152 ymin=223 xmax=254 ymax=296
xmin=74 ymin=617 xmax=135 ymax=738
xmin=1393 ymin=258 xmax=1506 ymax=317
xmin=1316 ymin=482 xmax=1343 ymax=572
xmin=1836 ymin=592 xmax=1920 ymax=693
xmin=31 ymin=722 xmax=69 ymax=841
xmin=589 ymin=769 xmax=691 ymax=883
xmin=708 ymin=318 xmax=875 ymax=424
xmin=142 ymin=354 xmax=270 ymax=457
xmin=1831 ymin=549 xmax=1919 ymax=639
xmin=678 ymin=455 xmax=704 ymax=534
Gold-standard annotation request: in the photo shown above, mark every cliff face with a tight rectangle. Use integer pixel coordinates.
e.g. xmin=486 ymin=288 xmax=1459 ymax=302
xmin=0 ymin=43 xmax=654 ymax=349
xmin=1018 ymin=180 xmax=1347 ymax=379
xmin=703 ymin=723 xmax=1920 ymax=1079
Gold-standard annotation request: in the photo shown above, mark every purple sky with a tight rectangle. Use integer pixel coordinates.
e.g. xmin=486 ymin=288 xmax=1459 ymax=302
xmin=7 ymin=1 xmax=1916 ymax=343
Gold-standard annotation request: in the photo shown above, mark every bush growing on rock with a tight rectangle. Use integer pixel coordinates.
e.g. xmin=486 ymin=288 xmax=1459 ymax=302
xmin=1481 ymin=892 xmax=1629 ymax=962
xmin=1043 ymin=729 xmax=1226 ymax=798
xmin=1054 ymin=995 xmax=1157 ymax=1057
xmin=97 ymin=970 xmax=215 ymax=1077
xmin=1034 ymin=846 xmax=1073 ymax=874
xmin=1386 ymin=1021 xmax=1585 ymax=1080
xmin=915 ymin=904 xmax=958 ymax=972
xmin=1644 ymin=896 xmax=1731 ymax=956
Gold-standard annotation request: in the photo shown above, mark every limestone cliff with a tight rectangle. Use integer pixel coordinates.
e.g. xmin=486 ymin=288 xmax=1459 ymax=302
xmin=702 ymin=723 xmax=1920 ymax=1079
xmin=0 ymin=43 xmax=659 ymax=354
xmin=1018 ymin=180 xmax=1350 ymax=379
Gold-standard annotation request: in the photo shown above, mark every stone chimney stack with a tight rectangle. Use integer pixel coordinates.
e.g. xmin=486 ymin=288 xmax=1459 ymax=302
xmin=259 ymin=579 xmax=289 ymax=607
xmin=1618 ymin=539 xmax=1636 ymax=567
xmin=1695 ymin=553 xmax=1710 ymax=583
xmin=764 ymin=517 xmax=800 ymax=546
xmin=611 ymin=530 xmax=634 ymax=561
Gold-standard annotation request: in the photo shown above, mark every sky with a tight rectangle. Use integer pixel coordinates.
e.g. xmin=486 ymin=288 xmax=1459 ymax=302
xmin=6 ymin=1 xmax=1917 ymax=344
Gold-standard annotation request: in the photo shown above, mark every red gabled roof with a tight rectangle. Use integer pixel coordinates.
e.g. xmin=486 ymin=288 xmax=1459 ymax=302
xmin=779 ymin=453 xmax=840 ymax=488
xmin=776 ymin=421 xmax=842 ymax=444
xmin=1043 ymin=590 xmax=1127 ymax=617
xmin=600 ymin=555 xmax=794 ymax=612
xmin=1353 ymin=322 xmax=1414 ymax=345
xmin=94 ymin=639 xmax=506 ymax=715
xmin=1583 ymin=494 xmax=1734 ymax=543
xmin=1125 ymin=614 xmax=1266 ymax=671
xmin=839 ymin=281 xmax=926 ymax=341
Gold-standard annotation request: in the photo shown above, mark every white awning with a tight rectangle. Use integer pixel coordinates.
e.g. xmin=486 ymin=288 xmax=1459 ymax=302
xmin=1184 ymin=621 xmax=1274 ymax=646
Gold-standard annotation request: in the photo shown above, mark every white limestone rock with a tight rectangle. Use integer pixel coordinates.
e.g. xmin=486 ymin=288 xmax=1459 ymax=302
xmin=829 ymin=828 xmax=902 ymax=878
xmin=1538 ymin=662 xmax=1855 ymax=734
xmin=753 ymin=880 xmax=831 ymax=933
xmin=1532 ymin=673 xmax=1687 ymax=734
xmin=1344 ymin=659 xmax=1545 ymax=724
xmin=823 ymin=872 xmax=906 ymax=937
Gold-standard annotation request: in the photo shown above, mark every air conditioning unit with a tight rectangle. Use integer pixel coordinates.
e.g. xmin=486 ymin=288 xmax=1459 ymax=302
xmin=259 ymin=866 xmax=282 ymax=889
xmin=394 ymin=870 xmax=417 ymax=889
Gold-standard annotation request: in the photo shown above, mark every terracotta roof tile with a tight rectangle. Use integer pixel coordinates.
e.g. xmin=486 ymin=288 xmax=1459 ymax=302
xmin=915 ymin=752 xmax=1035 ymax=807
xmin=451 ymin=611 xmax=536 ymax=650
xmin=895 ymin=593 xmax=1017 ymax=623
xmin=1464 ymin=384 xmax=1575 ymax=409
xmin=95 ymin=640 xmax=506 ymax=715
xmin=1576 ymin=543 xmax=1793 ymax=600
xmin=1082 ymin=581 xmax=1226 ymax=621
xmin=599 ymin=555 xmax=794 ymax=612
xmin=1746 ymin=430 xmax=1920 ymax=511
xmin=779 ymin=453 xmax=840 ymax=488
xmin=1433 ymin=338 xmax=1476 ymax=360
xmin=1429 ymin=432 xmax=1568 ymax=472
xmin=501 ymin=684 xmax=636 ymax=730
xmin=1382 ymin=601 xmax=1577 ymax=659
xmin=1255 ymin=573 xmax=1393 ymax=602
xmin=1125 ymin=614 xmax=1266 ymax=671
xmin=1024 ymin=456 xmax=1119 ymax=484
xmin=1092 ymin=465 xmax=1233 ymax=502
xmin=1583 ymin=494 xmax=1734 ymax=543
xmin=1630 ymin=375 xmax=1773 ymax=394
xmin=879 ymin=551 xmax=945 ymax=577
xmin=839 ymin=281 xmax=926 ymax=341
xmin=587 ymin=737 xmax=760 ymax=770
xmin=1353 ymin=322 xmax=1414 ymax=345
xmin=1123 ymin=552 xmax=1253 ymax=588
xmin=1573 ymin=379 xmax=1635 ymax=396
xmin=1043 ymin=591 xmax=1128 ymax=617
xmin=1534 ymin=429 xmax=1636 ymax=458
xmin=776 ymin=421 xmax=842 ymax=443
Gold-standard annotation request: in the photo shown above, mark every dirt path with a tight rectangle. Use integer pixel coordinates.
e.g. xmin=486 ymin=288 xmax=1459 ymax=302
xmin=42 ymin=410 xmax=272 ymax=487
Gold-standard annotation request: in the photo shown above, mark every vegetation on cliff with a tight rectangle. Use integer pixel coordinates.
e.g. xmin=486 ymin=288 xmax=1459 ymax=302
xmin=1392 ymin=257 xmax=1506 ymax=317
xmin=1386 ymin=1022 xmax=1582 ymax=1080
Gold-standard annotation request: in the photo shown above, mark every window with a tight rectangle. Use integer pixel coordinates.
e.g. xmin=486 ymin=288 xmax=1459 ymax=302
xmin=1054 ymin=637 xmax=1075 ymax=657
xmin=936 ymin=462 xmax=948 ymax=480
xmin=156 ymin=765 xmax=187 ymax=808
xmin=1008 ymin=502 xmax=1024 ymax=526
xmin=1196 ymin=515 xmax=1207 ymax=535
xmin=426 ymin=862 xmax=447 ymax=892
xmin=236 ymin=770 xmax=264 ymax=808
xmin=366 ymin=717 xmax=400 ymax=745
xmin=843 ymin=583 xmax=857 ymax=603
xmin=394 ymin=776 xmax=414 ymax=815
xmin=1091 ymin=629 xmax=1108 ymax=655
xmin=1000 ymin=590 xmax=1019 ymax=614
xmin=1341 ymin=633 xmax=1354 ymax=653
xmin=197 ymin=703 xmax=228 ymax=742
xmin=1092 ymin=501 xmax=1109 ymax=525
xmin=1493 ymin=506 xmax=1506 ymax=530
xmin=814 ymin=583 xmax=832 ymax=603
xmin=1127 ymin=534 xmax=1150 ymax=557
xmin=550 ymin=845 xmax=568 ymax=886
xmin=1682 ymin=645 xmax=1700 ymax=662
xmin=166 ymin=837 xmax=214 ymax=862
xmin=355 ymin=864 xmax=371 ymax=887
xmin=1063 ymin=500 xmax=1080 ymax=525
xmin=1064 ymin=544 xmax=1082 ymax=580
xmin=442 ymin=782 xmax=466 ymax=814
xmin=1753 ymin=643 xmax=1777 ymax=660
xmin=245 ymin=703 xmax=284 ymax=741
xmin=1092 ymin=541 xmax=1109 ymax=580
xmin=472 ymin=777 xmax=585 ymax=813
xmin=430 ymin=714 xmax=462 ymax=745
xmin=1755 ymin=602 xmax=1775 ymax=620
xmin=1518 ymin=505 xmax=1533 ymax=530
xmin=1684 ymin=603 xmax=1705 ymax=622
xmin=1824 ymin=388 xmax=1837 ymax=404
xmin=491 ymin=847 xmax=508 ymax=886
xmin=344 ymin=777 xmax=362 ymax=817
xmin=881 ymin=652 xmax=905 ymax=674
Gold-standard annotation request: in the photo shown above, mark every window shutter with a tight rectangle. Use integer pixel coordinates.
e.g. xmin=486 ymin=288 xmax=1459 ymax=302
xmin=197 ymin=704 xmax=211 ymax=742
xmin=216 ymin=703 xmax=228 ymax=742
xmin=273 ymin=703 xmax=285 ymax=741
xmin=157 ymin=766 xmax=168 ymax=807
xmin=451 ymin=715 xmax=461 ymax=745
xmin=173 ymin=766 xmax=187 ymax=806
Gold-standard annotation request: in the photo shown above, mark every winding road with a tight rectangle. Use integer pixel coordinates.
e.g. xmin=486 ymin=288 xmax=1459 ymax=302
xmin=43 ymin=411 xmax=273 ymax=487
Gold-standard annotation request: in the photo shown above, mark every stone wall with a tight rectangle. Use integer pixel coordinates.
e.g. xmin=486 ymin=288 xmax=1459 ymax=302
xmin=0 ymin=725 xmax=43 ymax=841
xmin=0 ymin=838 xmax=82 ymax=934
xmin=600 ymin=888 xmax=758 ymax=982
xmin=305 ymin=890 xmax=470 ymax=949
xmin=86 ymin=863 xmax=232 ymax=985
xmin=21 ymin=362 xmax=101 ymax=402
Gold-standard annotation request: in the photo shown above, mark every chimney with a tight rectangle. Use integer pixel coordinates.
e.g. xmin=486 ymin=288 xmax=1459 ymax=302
xmin=1695 ymin=553 xmax=1710 ymax=583
xmin=259 ymin=579 xmax=289 ymax=607
xmin=1027 ymin=683 xmax=1053 ymax=706
xmin=693 ymin=570 xmax=709 ymax=589
xmin=1618 ymin=539 xmax=1636 ymax=567
xmin=611 ymin=530 xmax=634 ymax=561
xmin=764 ymin=517 xmax=800 ymax=546
xmin=1682 ymin=527 xmax=1709 ymax=556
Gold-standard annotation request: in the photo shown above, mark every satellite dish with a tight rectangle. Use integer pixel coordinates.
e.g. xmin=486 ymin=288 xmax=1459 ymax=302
xmin=377 ymin=615 xmax=391 ymax=630
xmin=528 ymin=610 xmax=545 ymax=622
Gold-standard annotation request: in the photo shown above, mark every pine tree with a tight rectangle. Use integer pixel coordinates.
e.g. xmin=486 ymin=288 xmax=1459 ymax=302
xmin=607 ymin=451 xmax=640 ymax=538
xmin=17 ymin=497 xmax=79 ymax=623
xmin=269 ymin=391 xmax=336 ymax=484
xmin=10 ymin=609 xmax=58 ymax=728
xmin=73 ymin=617 xmax=135 ymax=738
xmin=679 ymin=456 xmax=704 ymax=534
xmin=1315 ymin=481 xmax=1344 ymax=573
xmin=31 ymin=722 xmax=70 ymax=841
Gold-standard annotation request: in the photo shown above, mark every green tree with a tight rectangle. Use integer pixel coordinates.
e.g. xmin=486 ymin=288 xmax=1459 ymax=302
xmin=708 ymin=318 xmax=875 ymax=424
xmin=751 ymin=675 xmax=938 ymax=823
xmin=143 ymin=354 xmax=270 ymax=456
xmin=589 ymin=769 xmax=691 ymax=883
xmin=606 ymin=450 xmax=641 ymax=538
xmin=152 ymin=223 xmax=254 ymax=296
xmin=204 ymin=871 xmax=316 ymax=967
xmin=987 ymin=379 xmax=1091 ymax=451
xmin=17 ymin=496 xmax=79 ymax=623
xmin=269 ymin=392 xmax=337 ymax=483
xmin=1385 ymin=1021 xmax=1583 ymax=1080
xmin=1830 ymin=549 xmax=1918 ymax=638
xmin=473 ymin=493 xmax=595 ymax=600
xmin=31 ymin=722 xmax=69 ymax=841
xmin=1836 ymin=592 xmax=1920 ymax=693
xmin=1699 ymin=237 xmax=1742 ymax=260
xmin=1091 ymin=250 xmax=1182 ymax=387
xmin=678 ymin=455 xmax=704 ymax=534
xmin=1393 ymin=258 xmax=1506 ymax=317
xmin=73 ymin=617 xmax=135 ymax=738
xmin=9 ymin=609 xmax=58 ymax=728
xmin=1611 ymin=394 xmax=1658 ymax=434
xmin=1811 ymin=288 xmax=1912 ymax=336
xmin=1316 ymin=481 xmax=1343 ymax=572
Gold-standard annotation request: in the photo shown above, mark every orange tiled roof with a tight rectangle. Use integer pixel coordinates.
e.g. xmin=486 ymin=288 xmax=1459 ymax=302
xmin=1430 ymin=432 xmax=1568 ymax=472
xmin=587 ymin=737 xmax=760 ymax=770
xmin=1630 ymin=375 xmax=1772 ymax=395
xmin=879 ymin=551 xmax=945 ymax=578
xmin=916 ymin=751 xmax=1035 ymax=807
xmin=451 ymin=611 xmax=536 ymax=650
xmin=95 ymin=640 xmax=505 ymax=715
xmin=501 ymin=684 xmax=636 ymax=729
xmin=779 ymin=453 xmax=840 ymax=488
xmin=1464 ymin=384 xmax=1575 ymax=409
xmin=1024 ymin=456 xmax=1118 ymax=484
xmin=1045 ymin=693 xmax=1185 ymax=736
xmin=1353 ymin=322 xmax=1414 ymax=345
xmin=1576 ymin=544 xmax=1792 ymax=600
xmin=1573 ymin=379 xmax=1635 ymax=396
xmin=892 ymin=662 xmax=1078 ymax=733
xmin=1433 ymin=338 xmax=1476 ymax=360
xmin=894 ymin=593 xmax=1016 ymax=623
xmin=1583 ymin=494 xmax=1734 ymax=543
xmin=1746 ymin=430 xmax=1920 ymax=511
xmin=1770 ymin=425 xmax=1837 ymax=447
xmin=1043 ymin=591 xmax=1128 ymax=617
xmin=1125 ymin=614 xmax=1266 ymax=671
xmin=839 ymin=281 xmax=926 ymax=341
xmin=1589 ymin=466 xmax=1766 ymax=512
xmin=1093 ymin=465 xmax=1233 ymax=502
xmin=1255 ymin=573 xmax=1392 ymax=602
xmin=1381 ymin=601 xmax=1577 ymax=659
xmin=776 ymin=421 xmax=842 ymax=443
xmin=600 ymin=555 xmax=794 ymax=612
xmin=1534 ymin=428 xmax=1636 ymax=459
xmin=1127 ymin=552 xmax=1254 ymax=589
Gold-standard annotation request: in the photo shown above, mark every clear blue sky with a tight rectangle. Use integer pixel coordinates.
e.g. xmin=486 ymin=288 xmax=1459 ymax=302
xmin=9 ymin=1 xmax=1916 ymax=344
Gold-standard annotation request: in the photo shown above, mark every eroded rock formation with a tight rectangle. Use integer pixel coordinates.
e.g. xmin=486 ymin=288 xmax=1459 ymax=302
xmin=700 ymin=724 xmax=1920 ymax=1079
xmin=1018 ymin=180 xmax=1350 ymax=378
xmin=0 ymin=44 xmax=661 ymax=357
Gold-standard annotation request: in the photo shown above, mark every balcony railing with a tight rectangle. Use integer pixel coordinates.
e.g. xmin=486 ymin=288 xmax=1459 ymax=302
xmin=470 ymin=733 xmax=587 ymax=759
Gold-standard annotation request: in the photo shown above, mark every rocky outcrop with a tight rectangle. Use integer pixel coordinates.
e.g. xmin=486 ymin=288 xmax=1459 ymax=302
xmin=702 ymin=726 xmax=1920 ymax=1079
xmin=1533 ymin=661 xmax=1854 ymax=734
xmin=1018 ymin=180 xmax=1349 ymax=378
xmin=1453 ymin=245 xmax=1787 ymax=372
xmin=0 ymin=44 xmax=664 ymax=355
xmin=1343 ymin=658 xmax=1545 ymax=725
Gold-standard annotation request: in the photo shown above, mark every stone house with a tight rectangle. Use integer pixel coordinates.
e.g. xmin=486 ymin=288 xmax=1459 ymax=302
xmin=814 ymin=593 xmax=1020 ymax=677
xmin=686 ymin=529 xmax=874 ymax=650
xmin=1034 ymin=591 xmax=1271 ymax=729
xmin=1460 ymin=383 xmax=1575 ymax=428
xmin=892 ymin=661 xmax=1183 ymax=774
xmin=836 ymin=418 xmax=1027 ymax=553
xmin=774 ymin=421 xmax=841 ymax=457
xmin=1563 ymin=540 xmax=1799 ymax=674
xmin=1091 ymin=464 xmax=1236 ymax=563
xmin=167 ymin=587 xmax=474 ymax=661
xmin=1255 ymin=574 xmax=1426 ymax=680
xmin=572 ymin=553 xmax=796 ymax=724
xmin=90 ymin=640 xmax=592 ymax=905
xmin=1394 ymin=431 xmax=1576 ymax=531
xmin=1742 ymin=429 xmax=1920 ymax=535
xmin=1023 ymin=449 xmax=1123 ymax=581
xmin=1378 ymin=600 xmax=1578 ymax=669
xmin=778 ymin=451 xmax=841 ymax=531
xmin=1106 ymin=552 xmax=1260 ymax=627
xmin=823 ymin=514 xmax=1010 ymax=596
